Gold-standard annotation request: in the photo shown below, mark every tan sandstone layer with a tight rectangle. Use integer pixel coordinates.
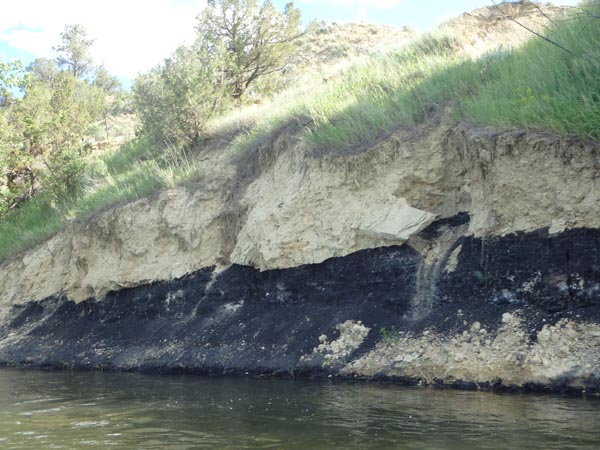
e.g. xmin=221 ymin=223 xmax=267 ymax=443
xmin=0 ymin=120 xmax=597 ymax=317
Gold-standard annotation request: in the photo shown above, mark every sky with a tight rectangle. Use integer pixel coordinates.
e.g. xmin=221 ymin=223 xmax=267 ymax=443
xmin=0 ymin=0 xmax=580 ymax=88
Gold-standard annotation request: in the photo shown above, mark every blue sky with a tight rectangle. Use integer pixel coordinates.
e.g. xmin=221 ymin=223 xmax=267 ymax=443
xmin=0 ymin=0 xmax=579 ymax=88
xmin=278 ymin=0 xmax=530 ymax=30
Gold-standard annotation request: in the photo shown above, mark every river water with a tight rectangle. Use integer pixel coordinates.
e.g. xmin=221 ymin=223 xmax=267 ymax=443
xmin=0 ymin=369 xmax=598 ymax=449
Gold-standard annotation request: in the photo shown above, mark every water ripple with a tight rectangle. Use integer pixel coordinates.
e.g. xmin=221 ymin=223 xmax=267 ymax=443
xmin=0 ymin=370 xmax=599 ymax=449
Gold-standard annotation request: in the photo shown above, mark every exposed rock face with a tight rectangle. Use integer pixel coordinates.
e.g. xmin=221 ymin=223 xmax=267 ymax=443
xmin=347 ymin=312 xmax=600 ymax=388
xmin=0 ymin=120 xmax=598 ymax=391
xmin=0 ymin=187 xmax=231 ymax=306
xmin=0 ymin=219 xmax=598 ymax=392
xmin=0 ymin=123 xmax=597 ymax=311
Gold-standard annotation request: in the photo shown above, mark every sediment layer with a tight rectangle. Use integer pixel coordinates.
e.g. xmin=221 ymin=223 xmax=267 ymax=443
xmin=1 ymin=219 xmax=598 ymax=392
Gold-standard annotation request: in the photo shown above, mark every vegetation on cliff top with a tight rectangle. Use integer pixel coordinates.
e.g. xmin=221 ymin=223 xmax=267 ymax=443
xmin=134 ymin=0 xmax=306 ymax=147
xmin=238 ymin=0 xmax=600 ymax=154
xmin=1 ymin=0 xmax=599 ymax=263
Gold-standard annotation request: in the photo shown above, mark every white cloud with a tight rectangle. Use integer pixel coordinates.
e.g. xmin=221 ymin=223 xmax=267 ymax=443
xmin=0 ymin=0 xmax=206 ymax=80
xmin=299 ymin=0 xmax=406 ymax=22
xmin=356 ymin=6 xmax=368 ymax=21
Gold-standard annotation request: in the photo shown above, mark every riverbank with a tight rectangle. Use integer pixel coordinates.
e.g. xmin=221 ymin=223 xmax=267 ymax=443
xmin=0 ymin=3 xmax=598 ymax=395
xmin=1 ymin=213 xmax=598 ymax=394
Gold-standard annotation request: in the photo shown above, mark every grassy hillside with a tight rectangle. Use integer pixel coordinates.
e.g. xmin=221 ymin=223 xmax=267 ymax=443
xmin=231 ymin=0 xmax=599 ymax=155
xmin=1 ymin=0 xmax=599 ymax=263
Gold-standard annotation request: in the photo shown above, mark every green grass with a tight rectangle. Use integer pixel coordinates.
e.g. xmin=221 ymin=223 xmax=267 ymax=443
xmin=227 ymin=29 xmax=474 ymax=153
xmin=0 ymin=138 xmax=199 ymax=262
xmin=459 ymin=6 xmax=600 ymax=138
xmin=232 ymin=0 xmax=600 ymax=155
xmin=0 ymin=196 xmax=63 ymax=261
xmin=305 ymin=42 xmax=466 ymax=150
xmin=309 ymin=2 xmax=600 ymax=149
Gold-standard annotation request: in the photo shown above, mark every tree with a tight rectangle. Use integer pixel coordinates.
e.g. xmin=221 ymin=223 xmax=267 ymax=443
xmin=48 ymin=71 xmax=104 ymax=149
xmin=133 ymin=0 xmax=307 ymax=145
xmin=26 ymin=58 xmax=58 ymax=86
xmin=0 ymin=59 xmax=33 ymax=212
xmin=93 ymin=65 xmax=121 ymax=95
xmin=0 ymin=29 xmax=117 ymax=212
xmin=133 ymin=44 xmax=231 ymax=145
xmin=93 ymin=65 xmax=122 ymax=140
xmin=0 ymin=60 xmax=27 ymax=106
xmin=54 ymin=24 xmax=95 ymax=79
xmin=0 ymin=70 xmax=105 ymax=211
xmin=196 ymin=0 xmax=304 ymax=100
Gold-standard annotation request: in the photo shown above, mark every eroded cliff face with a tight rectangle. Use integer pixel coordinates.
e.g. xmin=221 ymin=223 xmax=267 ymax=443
xmin=0 ymin=120 xmax=598 ymax=391
xmin=0 ymin=222 xmax=598 ymax=391
xmin=1 ymin=120 xmax=597 ymax=309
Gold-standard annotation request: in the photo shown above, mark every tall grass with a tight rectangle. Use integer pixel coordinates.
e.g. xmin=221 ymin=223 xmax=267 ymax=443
xmin=232 ymin=0 xmax=600 ymax=155
xmin=306 ymin=2 xmax=600 ymax=149
xmin=213 ymin=0 xmax=600 ymax=191
xmin=305 ymin=31 xmax=468 ymax=150
xmin=460 ymin=2 xmax=600 ymax=138
xmin=0 ymin=197 xmax=63 ymax=261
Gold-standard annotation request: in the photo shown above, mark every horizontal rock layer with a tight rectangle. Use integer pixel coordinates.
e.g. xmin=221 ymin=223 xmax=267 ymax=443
xmin=0 ymin=123 xmax=597 ymax=311
xmin=1 ymin=218 xmax=599 ymax=392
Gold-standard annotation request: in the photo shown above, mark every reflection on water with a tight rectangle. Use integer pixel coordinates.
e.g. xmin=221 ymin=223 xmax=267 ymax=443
xmin=0 ymin=369 xmax=598 ymax=449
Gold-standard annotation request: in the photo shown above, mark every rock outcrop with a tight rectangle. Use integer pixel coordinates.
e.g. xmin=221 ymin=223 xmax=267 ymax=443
xmin=1 ymin=0 xmax=597 ymax=392
xmin=0 ymin=119 xmax=598 ymax=392
xmin=1 ymin=121 xmax=597 ymax=309
xmin=0 ymin=220 xmax=598 ymax=392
